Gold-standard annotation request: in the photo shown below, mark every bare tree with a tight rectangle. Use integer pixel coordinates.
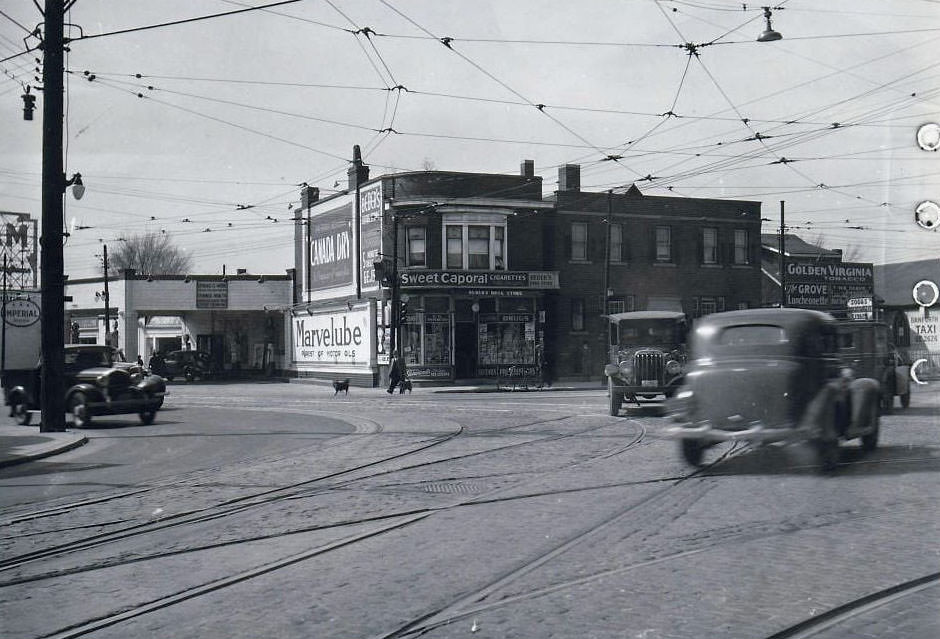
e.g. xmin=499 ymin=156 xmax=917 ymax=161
xmin=108 ymin=232 xmax=193 ymax=276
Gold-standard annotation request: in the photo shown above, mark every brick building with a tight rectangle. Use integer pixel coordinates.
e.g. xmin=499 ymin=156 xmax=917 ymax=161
xmin=550 ymin=165 xmax=763 ymax=379
xmin=291 ymin=153 xmax=762 ymax=385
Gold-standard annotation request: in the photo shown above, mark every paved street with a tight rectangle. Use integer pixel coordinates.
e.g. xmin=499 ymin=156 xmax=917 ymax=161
xmin=0 ymin=381 xmax=938 ymax=639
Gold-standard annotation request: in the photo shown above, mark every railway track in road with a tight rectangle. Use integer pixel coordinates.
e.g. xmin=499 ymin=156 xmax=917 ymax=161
xmin=0 ymin=407 xmax=634 ymax=578
xmin=2 ymin=410 xmax=664 ymax=638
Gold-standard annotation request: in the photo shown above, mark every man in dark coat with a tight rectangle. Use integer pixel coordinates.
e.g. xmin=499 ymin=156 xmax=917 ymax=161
xmin=387 ymin=350 xmax=404 ymax=394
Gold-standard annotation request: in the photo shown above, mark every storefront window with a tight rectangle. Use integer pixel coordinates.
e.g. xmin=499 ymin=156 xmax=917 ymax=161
xmin=401 ymin=296 xmax=451 ymax=367
xmin=478 ymin=312 xmax=536 ymax=370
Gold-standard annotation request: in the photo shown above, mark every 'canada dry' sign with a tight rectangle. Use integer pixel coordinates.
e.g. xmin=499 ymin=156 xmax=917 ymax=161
xmin=293 ymin=309 xmax=369 ymax=365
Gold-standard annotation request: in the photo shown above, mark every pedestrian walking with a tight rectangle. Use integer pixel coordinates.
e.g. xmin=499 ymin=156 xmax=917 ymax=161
xmin=387 ymin=350 xmax=405 ymax=394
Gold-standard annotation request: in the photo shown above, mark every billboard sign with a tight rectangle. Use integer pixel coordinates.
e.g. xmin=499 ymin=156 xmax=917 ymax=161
xmin=399 ymin=270 xmax=560 ymax=289
xmin=0 ymin=212 xmax=38 ymax=290
xmin=784 ymin=260 xmax=874 ymax=310
xmin=359 ymin=181 xmax=383 ymax=292
xmin=293 ymin=308 xmax=370 ymax=364
xmin=307 ymin=202 xmax=354 ymax=291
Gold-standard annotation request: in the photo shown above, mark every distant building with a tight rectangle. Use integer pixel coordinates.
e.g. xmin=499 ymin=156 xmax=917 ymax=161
xmin=291 ymin=152 xmax=763 ymax=386
xmin=874 ymin=258 xmax=940 ymax=378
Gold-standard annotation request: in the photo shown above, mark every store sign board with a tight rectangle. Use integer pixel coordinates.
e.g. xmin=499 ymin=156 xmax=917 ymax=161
xmin=0 ymin=212 xmax=38 ymax=290
xmin=408 ymin=365 xmax=451 ymax=379
xmin=293 ymin=308 xmax=369 ymax=364
xmin=359 ymin=181 xmax=383 ymax=291
xmin=196 ymin=281 xmax=228 ymax=309
xmin=784 ymin=260 xmax=873 ymax=309
xmin=400 ymin=270 xmax=559 ymax=289
xmin=1 ymin=290 xmax=40 ymax=369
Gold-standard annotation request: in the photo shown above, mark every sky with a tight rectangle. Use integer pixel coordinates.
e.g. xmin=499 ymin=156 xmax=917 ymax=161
xmin=1 ymin=0 xmax=938 ymax=281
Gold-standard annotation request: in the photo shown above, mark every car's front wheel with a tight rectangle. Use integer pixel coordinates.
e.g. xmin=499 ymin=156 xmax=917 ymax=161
xmin=184 ymin=367 xmax=195 ymax=383
xmin=815 ymin=438 xmax=839 ymax=472
xmin=11 ymin=398 xmax=31 ymax=425
xmin=68 ymin=392 xmax=91 ymax=428
xmin=608 ymin=379 xmax=623 ymax=416
xmin=900 ymin=392 xmax=910 ymax=409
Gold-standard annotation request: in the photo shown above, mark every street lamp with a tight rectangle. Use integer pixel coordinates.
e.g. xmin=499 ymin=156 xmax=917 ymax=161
xmin=65 ymin=172 xmax=84 ymax=200
xmin=757 ymin=6 xmax=783 ymax=42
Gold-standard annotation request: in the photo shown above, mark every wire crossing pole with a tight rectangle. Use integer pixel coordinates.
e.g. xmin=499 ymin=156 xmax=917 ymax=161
xmin=40 ymin=0 xmax=67 ymax=432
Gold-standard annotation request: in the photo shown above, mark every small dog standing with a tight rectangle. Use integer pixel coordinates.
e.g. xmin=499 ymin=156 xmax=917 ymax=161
xmin=398 ymin=378 xmax=412 ymax=394
xmin=332 ymin=378 xmax=350 ymax=396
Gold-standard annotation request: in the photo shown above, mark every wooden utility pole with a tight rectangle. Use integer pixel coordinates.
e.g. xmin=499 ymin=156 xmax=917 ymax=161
xmin=39 ymin=0 xmax=67 ymax=432
xmin=779 ymin=200 xmax=786 ymax=307
xmin=103 ymin=244 xmax=111 ymax=350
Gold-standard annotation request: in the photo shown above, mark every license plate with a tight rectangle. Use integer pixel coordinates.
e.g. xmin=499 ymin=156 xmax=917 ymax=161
xmin=641 ymin=380 xmax=657 ymax=387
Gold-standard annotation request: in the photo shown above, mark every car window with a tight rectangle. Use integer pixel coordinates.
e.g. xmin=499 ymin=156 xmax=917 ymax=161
xmin=838 ymin=331 xmax=855 ymax=349
xmin=718 ymin=325 xmax=787 ymax=346
xmin=66 ymin=350 xmax=108 ymax=368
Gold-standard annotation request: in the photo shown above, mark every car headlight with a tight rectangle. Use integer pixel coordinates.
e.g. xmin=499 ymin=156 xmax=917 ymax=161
xmin=619 ymin=360 xmax=633 ymax=377
xmin=666 ymin=359 xmax=681 ymax=375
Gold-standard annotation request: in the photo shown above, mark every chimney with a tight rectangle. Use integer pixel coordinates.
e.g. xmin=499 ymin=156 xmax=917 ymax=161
xmin=558 ymin=164 xmax=580 ymax=191
xmin=301 ymin=185 xmax=319 ymax=209
xmin=520 ymin=159 xmax=534 ymax=177
xmin=347 ymin=144 xmax=370 ymax=191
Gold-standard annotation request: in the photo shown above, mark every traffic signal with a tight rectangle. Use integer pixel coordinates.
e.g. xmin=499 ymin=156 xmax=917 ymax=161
xmin=373 ymin=259 xmax=393 ymax=286
xmin=398 ymin=299 xmax=409 ymax=325
xmin=21 ymin=88 xmax=36 ymax=121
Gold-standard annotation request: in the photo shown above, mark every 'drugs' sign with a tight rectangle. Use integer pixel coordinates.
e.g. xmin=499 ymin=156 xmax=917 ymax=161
xmin=293 ymin=309 xmax=370 ymax=364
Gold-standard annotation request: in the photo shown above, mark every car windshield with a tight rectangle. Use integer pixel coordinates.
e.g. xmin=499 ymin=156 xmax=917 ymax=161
xmin=65 ymin=350 xmax=109 ymax=368
xmin=618 ymin=320 xmax=681 ymax=346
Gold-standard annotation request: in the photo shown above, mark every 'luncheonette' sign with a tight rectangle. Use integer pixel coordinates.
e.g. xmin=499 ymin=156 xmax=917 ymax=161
xmin=400 ymin=270 xmax=559 ymax=289
xmin=293 ymin=309 xmax=370 ymax=365
xmin=784 ymin=260 xmax=873 ymax=309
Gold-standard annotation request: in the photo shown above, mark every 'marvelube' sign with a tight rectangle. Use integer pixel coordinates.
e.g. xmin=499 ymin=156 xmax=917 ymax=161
xmin=293 ymin=309 xmax=369 ymax=364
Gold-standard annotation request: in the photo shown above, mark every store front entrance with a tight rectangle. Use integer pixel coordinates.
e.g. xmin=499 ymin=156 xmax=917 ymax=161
xmin=454 ymin=323 xmax=477 ymax=378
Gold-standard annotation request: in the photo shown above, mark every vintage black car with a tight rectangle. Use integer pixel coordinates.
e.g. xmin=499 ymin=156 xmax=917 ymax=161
xmin=604 ymin=311 xmax=689 ymax=416
xmin=666 ymin=308 xmax=881 ymax=471
xmin=5 ymin=345 xmax=164 ymax=427
xmin=836 ymin=320 xmax=910 ymax=411
xmin=150 ymin=349 xmax=217 ymax=382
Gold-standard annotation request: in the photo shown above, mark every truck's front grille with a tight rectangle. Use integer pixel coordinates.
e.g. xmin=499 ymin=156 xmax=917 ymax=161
xmin=634 ymin=351 xmax=664 ymax=384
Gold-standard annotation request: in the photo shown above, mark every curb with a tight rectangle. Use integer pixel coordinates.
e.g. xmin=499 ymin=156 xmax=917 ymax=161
xmin=0 ymin=430 xmax=88 ymax=469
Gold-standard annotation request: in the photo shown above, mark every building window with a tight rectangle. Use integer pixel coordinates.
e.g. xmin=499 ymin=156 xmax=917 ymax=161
xmin=610 ymin=223 xmax=624 ymax=263
xmin=571 ymin=298 xmax=585 ymax=331
xmin=406 ymin=226 xmax=426 ymax=267
xmin=700 ymin=297 xmax=717 ymax=316
xmin=443 ymin=221 xmax=507 ymax=270
xmin=733 ymin=229 xmax=749 ymax=264
xmin=468 ymin=226 xmax=490 ymax=269
xmin=737 ymin=301 xmax=749 ymax=310
xmin=446 ymin=226 xmax=462 ymax=269
xmin=571 ymin=222 xmax=588 ymax=261
xmin=494 ymin=227 xmax=505 ymax=270
xmin=702 ymin=227 xmax=719 ymax=264
xmin=607 ymin=299 xmax=624 ymax=314
xmin=655 ymin=226 xmax=671 ymax=262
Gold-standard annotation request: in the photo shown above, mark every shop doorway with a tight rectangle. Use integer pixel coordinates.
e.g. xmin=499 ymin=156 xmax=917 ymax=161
xmin=197 ymin=334 xmax=226 ymax=370
xmin=454 ymin=323 xmax=477 ymax=378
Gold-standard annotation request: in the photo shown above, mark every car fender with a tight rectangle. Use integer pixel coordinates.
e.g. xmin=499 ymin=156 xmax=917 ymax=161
xmin=66 ymin=383 xmax=103 ymax=402
xmin=800 ymin=382 xmax=840 ymax=439
xmin=848 ymin=377 xmax=880 ymax=434
xmin=6 ymin=385 xmax=28 ymax=405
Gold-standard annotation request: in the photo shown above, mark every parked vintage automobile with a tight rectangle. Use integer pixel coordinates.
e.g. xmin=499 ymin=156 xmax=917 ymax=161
xmin=150 ymin=349 xmax=218 ymax=382
xmin=836 ymin=320 xmax=910 ymax=411
xmin=5 ymin=345 xmax=163 ymax=426
xmin=665 ymin=308 xmax=881 ymax=471
xmin=67 ymin=344 xmax=167 ymax=408
xmin=604 ymin=311 xmax=689 ymax=416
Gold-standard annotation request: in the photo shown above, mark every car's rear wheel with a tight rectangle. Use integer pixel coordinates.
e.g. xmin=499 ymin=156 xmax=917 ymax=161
xmin=608 ymin=380 xmax=623 ymax=416
xmin=680 ymin=439 xmax=705 ymax=467
xmin=900 ymin=392 xmax=910 ymax=409
xmin=12 ymin=398 xmax=31 ymax=425
xmin=139 ymin=408 xmax=156 ymax=425
xmin=68 ymin=392 xmax=91 ymax=428
xmin=184 ymin=367 xmax=195 ymax=383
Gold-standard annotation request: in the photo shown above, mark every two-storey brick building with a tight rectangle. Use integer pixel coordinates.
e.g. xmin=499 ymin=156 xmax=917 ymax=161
xmin=290 ymin=151 xmax=762 ymax=385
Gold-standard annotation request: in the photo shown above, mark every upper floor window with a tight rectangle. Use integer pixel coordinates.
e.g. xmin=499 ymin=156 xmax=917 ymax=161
xmin=406 ymin=226 xmax=426 ymax=267
xmin=609 ymin=223 xmax=625 ymax=263
xmin=443 ymin=218 xmax=508 ymax=270
xmin=733 ymin=229 xmax=750 ymax=264
xmin=571 ymin=222 xmax=588 ymax=261
xmin=702 ymin=227 xmax=719 ymax=264
xmin=571 ymin=298 xmax=585 ymax=331
xmin=655 ymin=226 xmax=672 ymax=262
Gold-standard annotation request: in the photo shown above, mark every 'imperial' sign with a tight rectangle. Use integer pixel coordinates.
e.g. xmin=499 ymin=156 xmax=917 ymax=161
xmin=400 ymin=270 xmax=559 ymax=289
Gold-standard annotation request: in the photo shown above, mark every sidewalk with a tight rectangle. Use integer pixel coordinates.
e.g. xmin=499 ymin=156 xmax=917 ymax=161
xmin=0 ymin=424 xmax=87 ymax=469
